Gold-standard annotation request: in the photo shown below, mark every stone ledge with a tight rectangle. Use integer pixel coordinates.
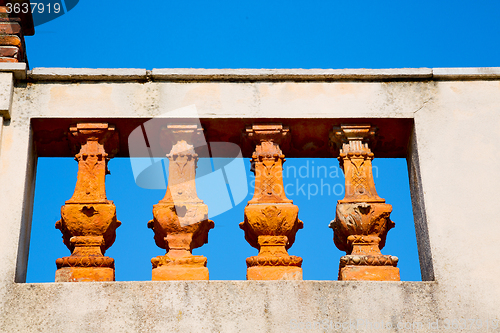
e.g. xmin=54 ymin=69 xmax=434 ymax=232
xmin=1 ymin=281 xmax=442 ymax=333
xmin=24 ymin=67 xmax=500 ymax=82
xmin=150 ymin=68 xmax=433 ymax=81
xmin=433 ymin=67 xmax=500 ymax=80
xmin=0 ymin=62 xmax=25 ymax=80
xmin=28 ymin=68 xmax=148 ymax=81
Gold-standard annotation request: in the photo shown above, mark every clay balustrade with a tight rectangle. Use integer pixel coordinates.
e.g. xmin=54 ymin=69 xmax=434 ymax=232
xmin=54 ymin=122 xmax=400 ymax=282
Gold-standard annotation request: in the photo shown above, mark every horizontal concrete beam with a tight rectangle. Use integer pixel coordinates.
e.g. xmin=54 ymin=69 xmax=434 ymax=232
xmin=25 ymin=67 xmax=500 ymax=82
xmin=1 ymin=281 xmax=444 ymax=333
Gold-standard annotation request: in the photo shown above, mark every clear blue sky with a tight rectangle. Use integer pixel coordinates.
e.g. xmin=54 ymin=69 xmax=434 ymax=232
xmin=24 ymin=1 xmax=500 ymax=282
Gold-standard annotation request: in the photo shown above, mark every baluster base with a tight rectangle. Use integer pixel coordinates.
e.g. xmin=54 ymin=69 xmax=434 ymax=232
xmin=247 ymin=266 xmax=302 ymax=280
xmin=152 ymin=266 xmax=209 ymax=281
xmin=55 ymin=254 xmax=115 ymax=282
xmin=151 ymin=254 xmax=209 ymax=280
xmin=55 ymin=267 xmax=115 ymax=282
xmin=339 ymin=266 xmax=400 ymax=281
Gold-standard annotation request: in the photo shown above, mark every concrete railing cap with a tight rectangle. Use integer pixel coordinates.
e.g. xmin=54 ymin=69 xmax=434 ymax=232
xmin=25 ymin=67 xmax=500 ymax=82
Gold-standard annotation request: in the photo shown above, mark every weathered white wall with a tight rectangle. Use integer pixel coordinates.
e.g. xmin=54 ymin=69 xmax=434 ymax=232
xmin=16 ymin=79 xmax=431 ymax=119
xmin=412 ymin=80 xmax=500 ymax=323
xmin=0 ymin=67 xmax=499 ymax=332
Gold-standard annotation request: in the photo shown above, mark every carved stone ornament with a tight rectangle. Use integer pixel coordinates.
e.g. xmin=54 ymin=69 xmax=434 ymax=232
xmin=55 ymin=123 xmax=121 ymax=282
xmin=240 ymin=124 xmax=303 ymax=280
xmin=148 ymin=124 xmax=214 ymax=280
xmin=329 ymin=125 xmax=400 ymax=281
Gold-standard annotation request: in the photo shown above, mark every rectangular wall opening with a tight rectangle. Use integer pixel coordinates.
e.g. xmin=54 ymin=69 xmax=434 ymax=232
xmin=24 ymin=118 xmax=428 ymax=282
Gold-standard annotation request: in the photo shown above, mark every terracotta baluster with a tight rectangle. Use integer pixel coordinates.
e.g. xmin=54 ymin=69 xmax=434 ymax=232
xmin=329 ymin=125 xmax=400 ymax=281
xmin=240 ymin=124 xmax=303 ymax=280
xmin=148 ymin=124 xmax=214 ymax=280
xmin=55 ymin=123 xmax=120 ymax=282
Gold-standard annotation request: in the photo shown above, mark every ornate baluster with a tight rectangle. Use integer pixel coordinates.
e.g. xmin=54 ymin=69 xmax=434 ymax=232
xmin=55 ymin=123 xmax=120 ymax=282
xmin=148 ymin=125 xmax=214 ymax=280
xmin=240 ymin=124 xmax=303 ymax=280
xmin=329 ymin=125 xmax=400 ymax=281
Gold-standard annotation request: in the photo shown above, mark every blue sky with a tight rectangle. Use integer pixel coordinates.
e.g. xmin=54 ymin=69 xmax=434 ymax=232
xmin=24 ymin=1 xmax=500 ymax=282
xmin=26 ymin=1 xmax=500 ymax=69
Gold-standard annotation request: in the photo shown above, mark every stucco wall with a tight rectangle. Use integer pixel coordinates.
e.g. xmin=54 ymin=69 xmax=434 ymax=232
xmin=0 ymin=67 xmax=499 ymax=332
